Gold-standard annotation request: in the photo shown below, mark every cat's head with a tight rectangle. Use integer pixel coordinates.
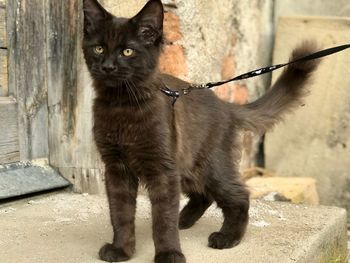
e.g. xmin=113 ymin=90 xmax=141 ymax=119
xmin=82 ymin=0 xmax=164 ymax=87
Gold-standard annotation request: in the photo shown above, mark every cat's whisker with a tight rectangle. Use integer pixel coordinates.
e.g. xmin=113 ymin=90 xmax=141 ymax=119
xmin=124 ymin=80 xmax=133 ymax=106
xmin=125 ymin=80 xmax=135 ymax=101
xmin=119 ymin=80 xmax=124 ymax=107
xmin=127 ymin=80 xmax=145 ymax=118
xmin=126 ymin=79 xmax=145 ymax=117
xmin=130 ymin=79 xmax=153 ymax=115
xmin=129 ymin=80 xmax=151 ymax=119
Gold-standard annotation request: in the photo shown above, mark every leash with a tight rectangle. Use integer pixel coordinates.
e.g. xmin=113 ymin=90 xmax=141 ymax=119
xmin=160 ymin=44 xmax=350 ymax=105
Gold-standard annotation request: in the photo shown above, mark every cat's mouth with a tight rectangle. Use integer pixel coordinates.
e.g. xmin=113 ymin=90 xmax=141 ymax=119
xmin=90 ymin=71 xmax=132 ymax=84
xmin=99 ymin=74 xmax=141 ymax=89
xmin=103 ymin=78 xmax=128 ymax=87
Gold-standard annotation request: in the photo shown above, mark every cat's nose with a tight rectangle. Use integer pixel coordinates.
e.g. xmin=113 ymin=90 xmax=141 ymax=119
xmin=102 ymin=62 xmax=117 ymax=73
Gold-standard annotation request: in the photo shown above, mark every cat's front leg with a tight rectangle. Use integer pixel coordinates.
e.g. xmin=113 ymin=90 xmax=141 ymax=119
xmin=146 ymin=172 xmax=186 ymax=263
xmin=99 ymin=162 xmax=138 ymax=262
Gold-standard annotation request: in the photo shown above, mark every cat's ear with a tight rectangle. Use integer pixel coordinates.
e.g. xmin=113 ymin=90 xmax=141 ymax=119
xmin=83 ymin=0 xmax=111 ymax=35
xmin=131 ymin=0 xmax=164 ymax=45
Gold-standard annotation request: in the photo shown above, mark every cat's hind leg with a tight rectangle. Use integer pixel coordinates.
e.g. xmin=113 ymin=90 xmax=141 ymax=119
xmin=179 ymin=193 xmax=213 ymax=229
xmin=207 ymin=170 xmax=249 ymax=249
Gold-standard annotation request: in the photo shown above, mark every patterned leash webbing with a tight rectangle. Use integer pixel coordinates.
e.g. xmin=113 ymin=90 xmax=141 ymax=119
xmin=160 ymin=44 xmax=350 ymax=105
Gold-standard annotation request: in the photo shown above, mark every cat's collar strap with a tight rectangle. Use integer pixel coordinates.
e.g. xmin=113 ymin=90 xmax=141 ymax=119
xmin=160 ymin=43 xmax=350 ymax=106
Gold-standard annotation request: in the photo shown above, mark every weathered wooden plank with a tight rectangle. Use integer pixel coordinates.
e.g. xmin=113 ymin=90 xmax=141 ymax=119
xmin=0 ymin=4 xmax=6 ymax=48
xmin=59 ymin=167 xmax=105 ymax=194
xmin=47 ymin=0 xmax=79 ymax=169
xmin=47 ymin=0 xmax=105 ymax=193
xmin=0 ymin=97 xmax=19 ymax=164
xmin=265 ymin=17 xmax=350 ymax=210
xmin=0 ymin=49 xmax=7 ymax=96
xmin=6 ymin=0 xmax=49 ymax=160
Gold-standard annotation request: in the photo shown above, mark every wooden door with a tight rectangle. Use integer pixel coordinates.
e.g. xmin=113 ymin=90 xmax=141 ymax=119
xmin=0 ymin=0 xmax=19 ymax=164
xmin=0 ymin=0 xmax=69 ymax=199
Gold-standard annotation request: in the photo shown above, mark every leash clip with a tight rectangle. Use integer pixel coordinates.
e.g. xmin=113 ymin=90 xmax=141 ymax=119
xmin=160 ymin=86 xmax=180 ymax=106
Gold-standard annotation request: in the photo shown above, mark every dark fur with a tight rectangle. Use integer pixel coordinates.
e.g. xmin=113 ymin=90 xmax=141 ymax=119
xmin=82 ymin=0 xmax=319 ymax=262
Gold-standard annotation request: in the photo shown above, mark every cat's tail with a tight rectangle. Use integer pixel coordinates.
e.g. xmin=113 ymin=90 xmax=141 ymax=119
xmin=234 ymin=42 xmax=320 ymax=134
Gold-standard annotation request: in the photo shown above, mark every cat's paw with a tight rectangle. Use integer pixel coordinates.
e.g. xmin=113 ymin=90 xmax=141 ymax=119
xmin=99 ymin=243 xmax=130 ymax=262
xmin=208 ymin=232 xmax=241 ymax=249
xmin=155 ymin=250 xmax=186 ymax=263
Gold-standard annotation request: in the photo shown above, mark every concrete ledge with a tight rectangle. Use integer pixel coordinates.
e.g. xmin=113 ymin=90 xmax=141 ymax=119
xmin=0 ymin=192 xmax=347 ymax=263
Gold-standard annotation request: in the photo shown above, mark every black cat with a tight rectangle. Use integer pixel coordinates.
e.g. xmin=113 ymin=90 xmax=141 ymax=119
xmin=82 ymin=0 xmax=319 ymax=262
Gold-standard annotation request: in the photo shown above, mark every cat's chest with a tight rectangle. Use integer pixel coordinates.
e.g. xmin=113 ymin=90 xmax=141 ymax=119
xmin=93 ymin=105 xmax=149 ymax=147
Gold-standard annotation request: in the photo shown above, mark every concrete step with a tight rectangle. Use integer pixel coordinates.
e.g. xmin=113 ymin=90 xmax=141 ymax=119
xmin=0 ymin=192 xmax=348 ymax=263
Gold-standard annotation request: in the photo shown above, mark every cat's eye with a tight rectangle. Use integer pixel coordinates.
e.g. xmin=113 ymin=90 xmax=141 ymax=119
xmin=94 ymin=46 xmax=104 ymax=55
xmin=122 ymin=48 xmax=134 ymax=57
